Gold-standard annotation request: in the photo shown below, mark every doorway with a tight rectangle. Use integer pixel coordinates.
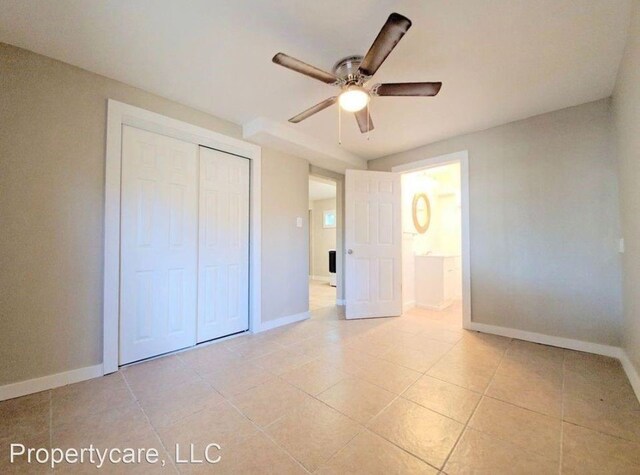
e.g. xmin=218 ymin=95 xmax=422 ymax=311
xmin=393 ymin=151 xmax=471 ymax=329
xmin=308 ymin=175 xmax=337 ymax=310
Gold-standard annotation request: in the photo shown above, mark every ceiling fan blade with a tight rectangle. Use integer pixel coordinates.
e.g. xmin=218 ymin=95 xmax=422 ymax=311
xmin=289 ymin=96 xmax=338 ymax=123
xmin=273 ymin=53 xmax=338 ymax=84
xmin=354 ymin=108 xmax=374 ymax=133
xmin=358 ymin=13 xmax=412 ymax=77
xmin=374 ymin=82 xmax=442 ymax=96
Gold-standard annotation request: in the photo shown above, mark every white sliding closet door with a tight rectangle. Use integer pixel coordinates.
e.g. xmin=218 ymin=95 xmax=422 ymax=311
xmin=120 ymin=126 xmax=198 ymax=364
xmin=197 ymin=147 xmax=250 ymax=342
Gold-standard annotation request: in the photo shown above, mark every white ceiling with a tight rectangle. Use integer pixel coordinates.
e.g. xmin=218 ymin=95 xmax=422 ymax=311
xmin=309 ymin=176 xmax=336 ymax=201
xmin=0 ymin=0 xmax=631 ymax=160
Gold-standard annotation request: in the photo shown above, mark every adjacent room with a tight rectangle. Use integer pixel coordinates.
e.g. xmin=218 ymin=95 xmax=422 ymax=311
xmin=1 ymin=1 xmax=640 ymax=473
xmin=308 ymin=175 xmax=338 ymax=311
xmin=401 ymin=160 xmax=464 ymax=327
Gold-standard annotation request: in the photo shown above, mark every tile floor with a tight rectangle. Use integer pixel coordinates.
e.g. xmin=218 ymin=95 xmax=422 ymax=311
xmin=309 ymin=279 xmax=336 ymax=311
xmin=2 ymin=304 xmax=640 ymax=474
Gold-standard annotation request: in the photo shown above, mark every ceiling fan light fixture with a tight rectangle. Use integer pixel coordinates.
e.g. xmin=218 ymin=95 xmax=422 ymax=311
xmin=273 ymin=13 xmax=441 ymax=134
xmin=339 ymin=85 xmax=370 ymax=112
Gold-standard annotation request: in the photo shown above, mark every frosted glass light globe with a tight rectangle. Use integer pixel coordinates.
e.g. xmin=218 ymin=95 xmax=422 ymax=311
xmin=339 ymin=86 xmax=370 ymax=112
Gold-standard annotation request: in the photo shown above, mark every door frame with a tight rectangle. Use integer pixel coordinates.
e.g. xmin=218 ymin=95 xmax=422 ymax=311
xmin=103 ymin=99 xmax=261 ymax=374
xmin=309 ymin=167 xmax=346 ymax=306
xmin=391 ymin=150 xmax=471 ymax=329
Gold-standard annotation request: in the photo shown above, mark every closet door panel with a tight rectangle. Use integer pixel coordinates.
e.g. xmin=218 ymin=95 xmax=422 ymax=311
xmin=120 ymin=126 xmax=198 ymax=364
xmin=197 ymin=147 xmax=250 ymax=342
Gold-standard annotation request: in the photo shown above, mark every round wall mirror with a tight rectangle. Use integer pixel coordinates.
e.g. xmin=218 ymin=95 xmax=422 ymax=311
xmin=412 ymin=192 xmax=431 ymax=234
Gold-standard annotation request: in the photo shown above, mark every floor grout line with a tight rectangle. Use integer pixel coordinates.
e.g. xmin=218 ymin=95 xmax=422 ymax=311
xmin=120 ymin=371 xmax=179 ymax=474
xmin=438 ymin=336 xmax=513 ymax=471
xmin=559 ymin=349 xmax=567 ymax=475
xmin=260 ymin=325 xmax=638 ymax=472
xmin=10 ymin=303 xmax=640 ymax=473
xmin=237 ymin=317 xmax=459 ymax=472
xmin=340 ymin=327 xmax=478 ymax=473
xmin=222 ymin=395 xmax=313 ymax=474
xmin=168 ymin=346 xmax=344 ymax=474
xmin=48 ymin=390 xmax=52 ymax=452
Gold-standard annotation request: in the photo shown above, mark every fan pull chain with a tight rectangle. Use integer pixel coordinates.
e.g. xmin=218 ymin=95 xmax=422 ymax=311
xmin=367 ymin=101 xmax=370 ymax=141
xmin=338 ymin=103 xmax=342 ymax=145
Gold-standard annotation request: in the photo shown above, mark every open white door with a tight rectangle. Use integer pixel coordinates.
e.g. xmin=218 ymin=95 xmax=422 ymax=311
xmin=345 ymin=170 xmax=402 ymax=319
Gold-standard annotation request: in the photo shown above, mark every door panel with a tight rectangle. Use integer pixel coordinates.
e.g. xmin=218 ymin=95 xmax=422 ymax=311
xmin=197 ymin=147 xmax=250 ymax=342
xmin=120 ymin=126 xmax=198 ymax=364
xmin=345 ymin=170 xmax=402 ymax=319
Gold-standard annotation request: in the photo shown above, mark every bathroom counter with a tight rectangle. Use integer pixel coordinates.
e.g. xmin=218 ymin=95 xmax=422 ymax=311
xmin=415 ymin=255 xmax=461 ymax=310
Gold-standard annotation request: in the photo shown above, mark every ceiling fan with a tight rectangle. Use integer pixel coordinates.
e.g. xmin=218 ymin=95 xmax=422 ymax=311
xmin=272 ymin=12 xmax=442 ymax=134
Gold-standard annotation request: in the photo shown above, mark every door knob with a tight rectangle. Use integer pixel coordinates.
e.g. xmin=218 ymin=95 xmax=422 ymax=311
xmin=347 ymin=249 xmax=353 ymax=255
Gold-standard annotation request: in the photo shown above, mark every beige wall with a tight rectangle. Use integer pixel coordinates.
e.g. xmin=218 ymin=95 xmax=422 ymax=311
xmin=310 ymin=198 xmax=337 ymax=278
xmin=613 ymin=1 xmax=640 ymax=373
xmin=261 ymin=149 xmax=310 ymax=322
xmin=370 ymin=99 xmax=623 ymax=346
xmin=0 ymin=43 xmax=308 ymax=385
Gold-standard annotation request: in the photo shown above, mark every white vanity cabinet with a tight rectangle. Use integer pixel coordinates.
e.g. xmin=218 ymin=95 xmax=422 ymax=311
xmin=415 ymin=255 xmax=461 ymax=309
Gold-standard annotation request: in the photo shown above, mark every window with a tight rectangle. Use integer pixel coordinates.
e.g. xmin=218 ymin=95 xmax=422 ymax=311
xmin=323 ymin=210 xmax=336 ymax=228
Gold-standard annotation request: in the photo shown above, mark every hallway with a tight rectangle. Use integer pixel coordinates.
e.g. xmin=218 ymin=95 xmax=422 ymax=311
xmin=309 ymin=278 xmax=336 ymax=311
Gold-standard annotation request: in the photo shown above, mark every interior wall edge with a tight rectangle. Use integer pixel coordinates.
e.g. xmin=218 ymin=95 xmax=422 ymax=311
xmin=612 ymin=0 xmax=640 ymax=400
xmin=3 ymin=322 xmax=637 ymax=404
xmin=469 ymin=321 xmax=639 ymax=403
xmin=0 ymin=364 xmax=104 ymax=402
xmin=254 ymin=310 xmax=310 ymax=333
xmin=260 ymin=148 xmax=310 ymax=323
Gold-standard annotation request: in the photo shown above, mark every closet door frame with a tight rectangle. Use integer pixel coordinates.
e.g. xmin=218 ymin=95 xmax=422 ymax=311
xmin=103 ymin=99 xmax=261 ymax=374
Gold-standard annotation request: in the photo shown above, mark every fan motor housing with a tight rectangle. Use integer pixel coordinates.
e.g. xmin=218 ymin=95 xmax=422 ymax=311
xmin=332 ymin=55 xmax=365 ymax=84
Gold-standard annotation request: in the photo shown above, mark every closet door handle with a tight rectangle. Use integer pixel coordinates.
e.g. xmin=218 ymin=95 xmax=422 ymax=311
xmin=347 ymin=249 xmax=353 ymax=255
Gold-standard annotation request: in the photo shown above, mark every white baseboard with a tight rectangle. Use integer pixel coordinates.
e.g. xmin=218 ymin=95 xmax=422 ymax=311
xmin=467 ymin=322 xmax=622 ymax=358
xmin=310 ymin=275 xmax=330 ymax=283
xmin=0 ymin=364 xmax=104 ymax=402
xmin=256 ymin=311 xmax=310 ymax=332
xmin=4 ymin=319 xmax=638 ymax=405
xmin=416 ymin=301 xmax=453 ymax=311
xmin=468 ymin=321 xmax=640 ymax=403
xmin=619 ymin=350 xmax=640 ymax=402
xmin=466 ymin=322 xmax=640 ymax=401
xmin=403 ymin=300 xmax=415 ymax=312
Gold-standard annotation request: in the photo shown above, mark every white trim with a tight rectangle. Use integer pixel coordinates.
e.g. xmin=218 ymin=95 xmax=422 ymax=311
xmin=336 ymin=299 xmax=346 ymax=305
xmin=403 ymin=300 xmax=416 ymax=312
xmin=619 ymin=351 xmax=640 ymax=403
xmin=392 ymin=150 xmax=471 ymax=329
xmin=256 ymin=311 xmax=310 ymax=333
xmin=0 ymin=364 xmax=104 ymax=402
xmin=243 ymin=117 xmax=366 ymax=173
xmin=468 ymin=321 xmax=640 ymax=403
xmin=103 ymin=99 xmax=262 ymax=374
xmin=416 ymin=302 xmax=454 ymax=311
xmin=145 ymin=330 xmax=247 ymax=362
xmin=469 ymin=322 xmax=621 ymax=357
xmin=390 ymin=149 xmax=640 ymax=406
xmin=310 ymin=275 xmax=331 ymax=283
